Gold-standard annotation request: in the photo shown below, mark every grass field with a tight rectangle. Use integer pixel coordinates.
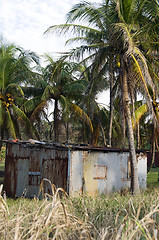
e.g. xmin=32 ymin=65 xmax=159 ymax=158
xmin=147 ymin=168 xmax=159 ymax=189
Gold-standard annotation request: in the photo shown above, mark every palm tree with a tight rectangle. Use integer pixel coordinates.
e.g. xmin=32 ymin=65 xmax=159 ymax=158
xmin=45 ymin=0 xmax=159 ymax=194
xmin=41 ymin=55 xmax=93 ymax=142
xmin=72 ymin=62 xmax=109 ymax=144
xmin=0 ymin=40 xmax=40 ymax=147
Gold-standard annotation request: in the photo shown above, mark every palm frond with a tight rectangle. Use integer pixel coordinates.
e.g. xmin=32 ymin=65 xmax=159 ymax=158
xmin=59 ymin=95 xmax=69 ymax=111
xmin=5 ymin=83 xmax=24 ymax=97
xmin=12 ymin=104 xmax=39 ymax=138
xmin=6 ymin=108 xmax=16 ymax=139
xmin=63 ymin=80 xmax=86 ymax=93
xmin=69 ymin=102 xmax=93 ymax=133
xmin=130 ymin=52 xmax=158 ymax=127
xmin=21 ymin=96 xmax=41 ymax=115
xmin=14 ymin=97 xmax=26 ymax=107
xmin=66 ymin=0 xmax=111 ymax=25
xmin=0 ymin=101 xmax=5 ymax=127
xmin=45 ymin=23 xmax=101 ymax=37
xmin=132 ymin=103 xmax=148 ymax=128
xmin=134 ymin=47 xmax=155 ymax=91
xmin=41 ymin=86 xmax=58 ymax=101
xmin=22 ymin=86 xmax=45 ymax=98
xmin=30 ymin=100 xmax=48 ymax=123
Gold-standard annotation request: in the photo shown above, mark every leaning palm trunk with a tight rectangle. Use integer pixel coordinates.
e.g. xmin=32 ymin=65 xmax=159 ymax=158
xmin=100 ymin=122 xmax=107 ymax=146
xmin=151 ymin=125 xmax=156 ymax=168
xmin=120 ymin=74 xmax=126 ymax=148
xmin=54 ymin=99 xmax=59 ymax=142
xmin=137 ymin=121 xmax=140 ymax=149
xmin=122 ymin=65 xmax=140 ymax=194
xmin=108 ymin=61 xmax=114 ymax=147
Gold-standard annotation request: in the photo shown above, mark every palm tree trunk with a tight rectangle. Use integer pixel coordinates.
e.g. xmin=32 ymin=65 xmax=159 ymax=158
xmin=122 ymin=65 xmax=140 ymax=194
xmin=66 ymin=122 xmax=69 ymax=142
xmin=151 ymin=125 xmax=156 ymax=168
xmin=120 ymin=74 xmax=126 ymax=148
xmin=108 ymin=61 xmax=114 ymax=147
xmin=54 ymin=99 xmax=59 ymax=142
xmin=151 ymin=140 xmax=155 ymax=167
xmin=122 ymin=111 xmax=126 ymax=147
xmin=137 ymin=122 xmax=140 ymax=149
xmin=82 ymin=122 xmax=86 ymax=143
xmin=100 ymin=122 xmax=107 ymax=146
xmin=44 ymin=114 xmax=53 ymax=141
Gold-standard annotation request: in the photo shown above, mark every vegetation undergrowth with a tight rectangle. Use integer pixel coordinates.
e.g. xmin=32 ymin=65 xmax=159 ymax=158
xmin=0 ymin=146 xmax=5 ymax=163
xmin=0 ymin=182 xmax=158 ymax=240
xmin=0 ymin=147 xmax=5 ymax=185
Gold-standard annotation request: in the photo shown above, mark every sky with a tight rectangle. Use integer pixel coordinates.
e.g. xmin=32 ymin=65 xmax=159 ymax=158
xmin=0 ymin=0 xmax=102 ymax=59
xmin=0 ymin=0 xmax=108 ymax=105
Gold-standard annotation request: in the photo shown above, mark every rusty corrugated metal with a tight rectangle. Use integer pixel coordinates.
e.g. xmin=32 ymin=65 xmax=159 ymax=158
xmin=42 ymin=148 xmax=68 ymax=195
xmin=4 ymin=141 xmax=68 ymax=198
xmin=4 ymin=143 xmax=30 ymax=197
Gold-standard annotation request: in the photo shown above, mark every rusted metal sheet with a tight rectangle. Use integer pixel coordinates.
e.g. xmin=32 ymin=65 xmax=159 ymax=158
xmin=4 ymin=142 xmax=68 ymax=198
xmin=4 ymin=143 xmax=30 ymax=197
xmin=42 ymin=148 xmax=68 ymax=195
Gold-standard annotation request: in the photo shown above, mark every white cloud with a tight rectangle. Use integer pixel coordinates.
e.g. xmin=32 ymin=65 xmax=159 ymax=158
xmin=0 ymin=0 xmax=102 ymax=57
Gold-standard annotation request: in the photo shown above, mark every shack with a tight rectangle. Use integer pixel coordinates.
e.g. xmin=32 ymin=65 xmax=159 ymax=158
xmin=3 ymin=140 xmax=147 ymax=197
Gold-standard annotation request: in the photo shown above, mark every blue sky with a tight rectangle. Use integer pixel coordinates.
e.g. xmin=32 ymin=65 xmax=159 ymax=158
xmin=0 ymin=0 xmax=101 ymax=58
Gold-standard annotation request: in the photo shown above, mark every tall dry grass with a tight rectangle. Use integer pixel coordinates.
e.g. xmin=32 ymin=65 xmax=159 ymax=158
xmin=72 ymin=189 xmax=159 ymax=239
xmin=0 ymin=180 xmax=92 ymax=239
xmin=0 ymin=181 xmax=159 ymax=240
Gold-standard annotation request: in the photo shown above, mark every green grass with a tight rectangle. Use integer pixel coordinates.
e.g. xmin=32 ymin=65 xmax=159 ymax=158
xmin=147 ymin=167 xmax=159 ymax=189
xmin=148 ymin=167 xmax=159 ymax=172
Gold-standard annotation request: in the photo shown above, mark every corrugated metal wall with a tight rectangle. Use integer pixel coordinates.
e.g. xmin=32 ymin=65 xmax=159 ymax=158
xmin=4 ymin=142 xmax=68 ymax=197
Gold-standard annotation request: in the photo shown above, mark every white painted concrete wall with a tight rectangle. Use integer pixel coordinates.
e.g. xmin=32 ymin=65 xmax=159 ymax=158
xmin=137 ymin=153 xmax=147 ymax=190
xmin=69 ymin=150 xmax=147 ymax=196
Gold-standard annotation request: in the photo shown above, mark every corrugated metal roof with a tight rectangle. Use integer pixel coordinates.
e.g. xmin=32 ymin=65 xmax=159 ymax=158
xmin=1 ymin=139 xmax=147 ymax=153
